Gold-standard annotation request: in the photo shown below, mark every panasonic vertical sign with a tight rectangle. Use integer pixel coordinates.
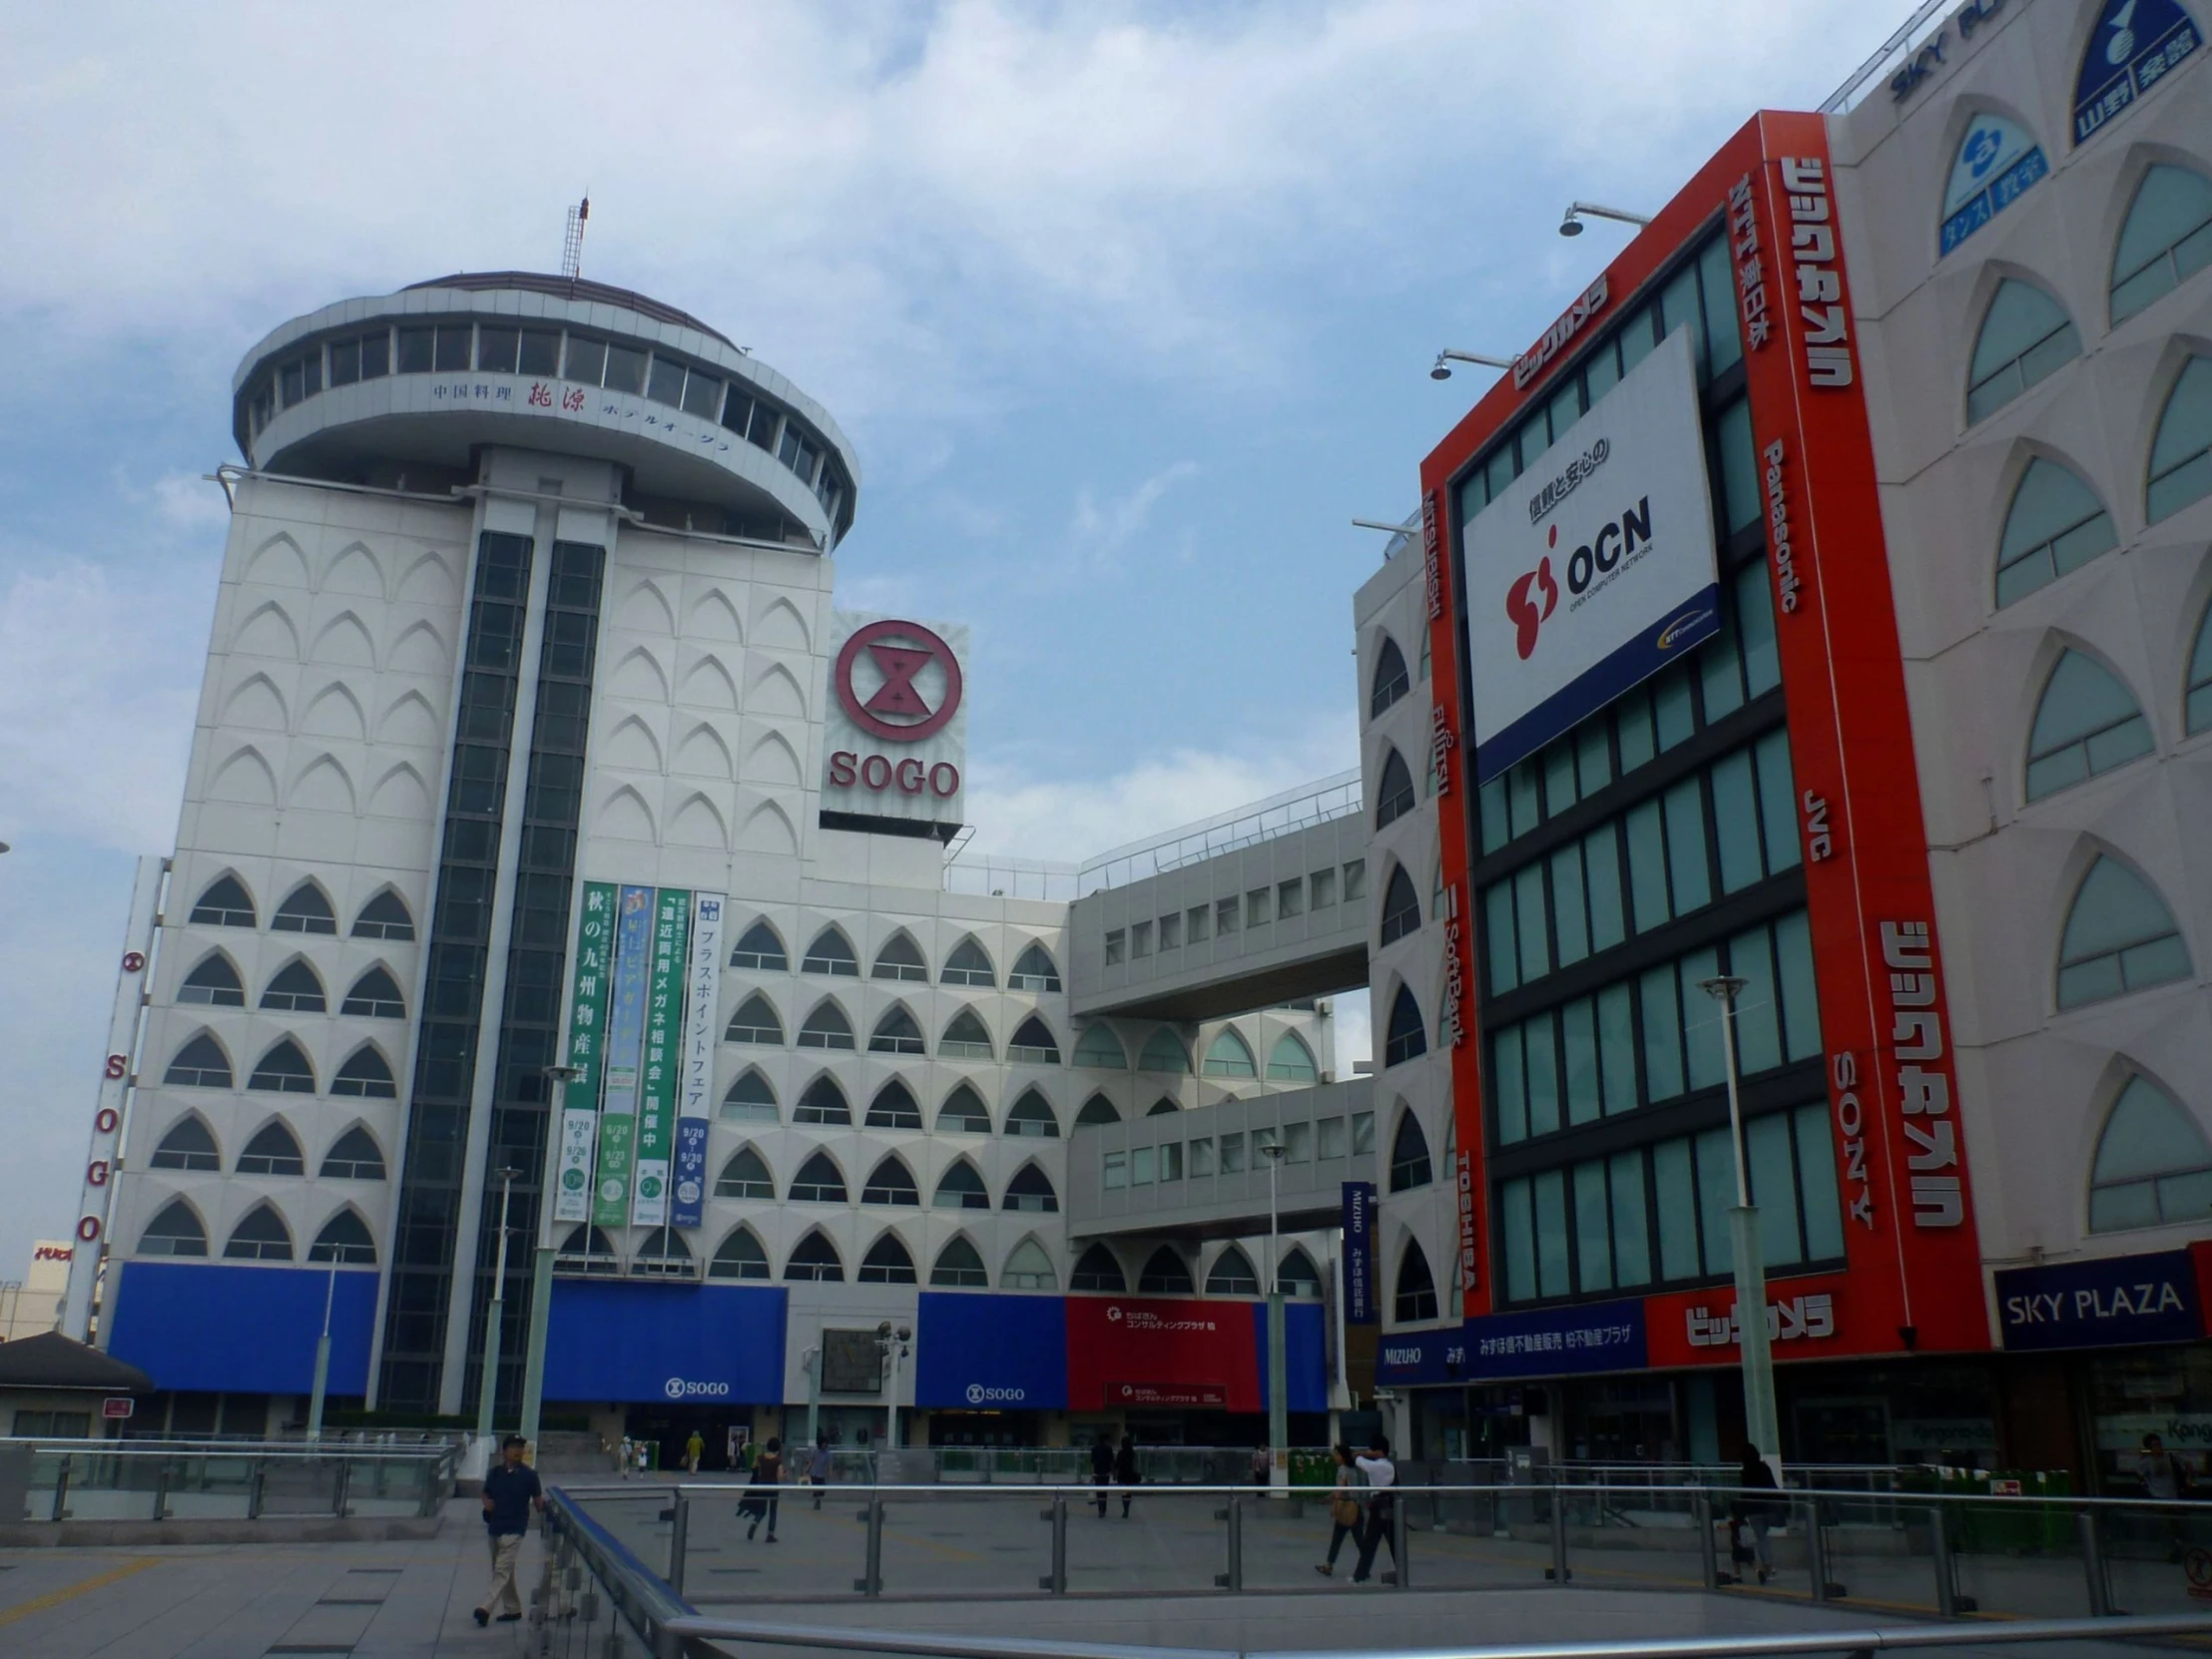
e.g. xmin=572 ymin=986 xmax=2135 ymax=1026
xmin=1459 ymin=325 xmax=1720 ymax=783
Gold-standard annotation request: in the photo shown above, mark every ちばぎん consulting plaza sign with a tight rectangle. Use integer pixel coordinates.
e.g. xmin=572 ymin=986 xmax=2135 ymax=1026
xmin=821 ymin=612 xmax=969 ymax=835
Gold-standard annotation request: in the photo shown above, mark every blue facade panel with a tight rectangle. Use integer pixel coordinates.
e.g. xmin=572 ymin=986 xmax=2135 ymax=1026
xmin=915 ymin=1291 xmax=1067 ymax=1408
xmin=106 ymin=1262 xmax=379 ymax=1395
xmin=543 ymin=1280 xmax=786 ymax=1403
xmin=1249 ymin=1301 xmax=1329 ymax=1413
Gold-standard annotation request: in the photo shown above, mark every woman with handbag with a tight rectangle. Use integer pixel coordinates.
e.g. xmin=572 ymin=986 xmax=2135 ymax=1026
xmin=1315 ymin=1444 xmax=1362 ymax=1576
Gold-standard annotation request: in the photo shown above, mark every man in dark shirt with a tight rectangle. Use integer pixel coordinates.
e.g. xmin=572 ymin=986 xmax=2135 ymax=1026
xmin=475 ymin=1434 xmax=544 ymax=1627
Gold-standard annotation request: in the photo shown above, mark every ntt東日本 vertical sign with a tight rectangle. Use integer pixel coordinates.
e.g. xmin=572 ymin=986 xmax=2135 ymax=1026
xmin=1342 ymin=1182 xmax=1378 ymax=1326
xmin=670 ymin=891 xmax=724 ymax=1230
xmin=631 ymin=888 xmax=690 ymax=1228
xmin=592 ymin=885 xmax=655 ymax=1228
xmin=553 ymin=881 xmax=616 ymax=1225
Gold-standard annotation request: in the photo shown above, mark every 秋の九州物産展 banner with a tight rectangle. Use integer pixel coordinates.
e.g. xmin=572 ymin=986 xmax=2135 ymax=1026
xmin=552 ymin=881 xmax=617 ymax=1225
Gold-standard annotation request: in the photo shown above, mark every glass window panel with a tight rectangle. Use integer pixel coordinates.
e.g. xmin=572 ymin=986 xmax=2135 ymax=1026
xmin=1585 ymin=823 xmax=1626 ymax=952
xmin=1552 ymin=841 xmax=1590 ymax=966
xmin=1598 ymin=982 xmax=1637 ymax=1115
xmin=1641 ymin=964 xmax=1685 ymax=1101
xmin=476 ymin=326 xmax=520 ymax=373
xmin=1131 ymin=1146 xmax=1154 ymax=1185
xmin=1485 ymin=881 xmax=1519 ymax=995
xmin=1479 ymin=777 xmax=1510 ymax=854
xmin=1660 ymin=269 xmax=1707 ymax=379
xmin=1104 ymin=1151 xmax=1127 ymax=1190
xmin=1547 ymin=378 xmax=1585 ymax=446
xmin=1487 ymin=443 xmax=1517 ymax=502
xmin=329 ymin=337 xmax=360 ymax=386
xmin=1703 ymin=234 xmax=1745 ymax=376
xmin=1716 ymin=397 xmax=1760 ymax=536
xmin=1729 ymin=924 xmax=1784 ymax=1075
xmin=1352 ymin=1112 xmax=1377 ymax=1155
xmin=1738 ymin=562 xmax=1782 ymax=697
xmin=2113 ymin=166 xmax=2212 ymax=321
xmin=1562 ymin=996 xmax=1601 ymax=1127
xmin=1695 ymin=1127 xmax=1737 ymax=1275
xmin=1162 ymin=1142 xmax=1184 ymax=1181
xmin=433 ymin=324 xmax=472 ymax=372
xmin=1584 ymin=336 xmax=1622 ymax=402
xmin=603 ymin=344 xmax=647 ymax=394
xmin=564 ymin=335 xmax=606 ymax=383
xmin=1681 ymin=947 xmax=1726 ymax=1090
xmin=1534 ymin=1169 xmax=1571 ymax=1298
xmin=1754 ymin=731 xmax=1800 ymax=872
xmin=1502 ymin=1178 xmax=1536 ymax=1303
xmin=1774 ymin=909 xmax=1822 ymax=1061
xmin=1515 ymin=862 xmax=1550 ymax=983
xmin=1221 ymin=1132 xmax=1246 ymax=1173
xmin=1663 ymin=778 xmax=1712 ymax=915
xmin=2150 ymin=358 xmax=2212 ymax=522
xmin=1711 ymin=751 xmax=1763 ymax=892
xmin=1543 ymin=744 xmax=1578 ymax=817
xmin=1700 ymin=616 xmax=1746 ymax=720
xmin=1620 ymin=304 xmax=1658 ymax=373
xmin=1574 ymin=1160 xmax=1614 ymax=1292
xmin=1576 ymin=723 xmax=1613 ymax=798
xmin=1493 ymin=1024 xmax=1528 ymax=1145
xmin=1747 ymin=1111 xmax=1803 ymax=1267
xmin=1967 ymin=281 xmax=2079 ymax=423
xmin=1319 ymin=1117 xmax=1347 ymax=1159
xmin=682 ymin=370 xmax=721 ymax=419
xmin=1516 ymin=410 xmax=1551 ymax=472
xmin=1610 ymin=1150 xmax=1653 ymax=1286
xmin=1654 ymin=1137 xmax=1699 ymax=1280
xmin=1655 ymin=670 xmax=1696 ymax=750
xmin=396 ymin=326 xmax=433 ymax=373
xmin=1191 ymin=1136 xmax=1216 ymax=1175
xmin=1616 ymin=688 xmax=1656 ymax=773
xmin=517 ymin=329 xmax=559 ymax=375
xmin=1796 ymin=1104 xmax=1847 ymax=1261
xmin=1626 ymin=800 xmax=1671 ymax=932
xmin=1509 ymin=762 xmax=1541 ymax=837
xmin=1525 ymin=1009 xmax=1561 ymax=1138
xmin=646 ymin=355 xmax=686 ymax=405
xmin=1284 ymin=1122 xmax=1312 ymax=1164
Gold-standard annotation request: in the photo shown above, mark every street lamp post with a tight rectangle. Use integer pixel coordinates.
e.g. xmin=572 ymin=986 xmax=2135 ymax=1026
xmin=520 ymin=1065 xmax=582 ymax=1450
xmin=1698 ymin=975 xmax=1779 ymax=1477
xmin=1558 ymin=201 xmax=1654 ymax=237
xmin=305 ymin=1263 xmax=337 ymax=1441
xmin=1261 ymin=1139 xmax=1287 ymax=1489
xmin=803 ymin=1346 xmax=822 ymax=1449
xmin=1429 ymin=348 xmax=1514 ymax=381
xmin=475 ymin=1167 xmax=520 ymax=1446
xmin=878 ymin=1323 xmax=911 ymax=1463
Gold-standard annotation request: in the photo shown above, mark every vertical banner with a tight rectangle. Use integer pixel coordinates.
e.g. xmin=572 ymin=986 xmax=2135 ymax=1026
xmin=1342 ymin=1181 xmax=1378 ymax=1327
xmin=552 ymin=881 xmax=616 ymax=1225
xmin=631 ymin=888 xmax=690 ymax=1228
xmin=592 ymin=885 xmax=654 ymax=1228
xmin=670 ymin=892 xmax=725 ymax=1230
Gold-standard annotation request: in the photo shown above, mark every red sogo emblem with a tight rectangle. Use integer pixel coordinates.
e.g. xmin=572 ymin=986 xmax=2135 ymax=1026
xmin=833 ymin=620 xmax=962 ymax=744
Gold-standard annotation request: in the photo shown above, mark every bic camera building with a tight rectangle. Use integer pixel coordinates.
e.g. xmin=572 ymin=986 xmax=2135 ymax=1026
xmin=53 ymin=0 xmax=2212 ymax=1486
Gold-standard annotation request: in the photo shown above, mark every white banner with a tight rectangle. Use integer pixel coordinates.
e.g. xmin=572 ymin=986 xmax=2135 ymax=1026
xmin=1459 ymin=325 xmax=1720 ymax=782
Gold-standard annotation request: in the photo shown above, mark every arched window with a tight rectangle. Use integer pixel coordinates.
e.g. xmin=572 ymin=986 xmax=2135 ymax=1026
xmin=1074 ymin=1024 xmax=1127 ymax=1069
xmin=165 ymin=1033 xmax=234 ymax=1089
xmin=1206 ymin=1245 xmax=1260 ymax=1296
xmin=801 ymin=927 xmax=859 ymax=976
xmin=1008 ymin=1016 xmax=1060 ymax=1064
xmin=798 ymin=999 xmax=855 ymax=1050
xmin=2112 ymin=164 xmax=2212 ymax=322
xmin=1147 ymin=1097 xmax=1182 ymax=1117
xmin=2190 ymin=600 xmax=2212 ymax=735
xmin=1938 ymin=113 xmax=2046 ymax=257
xmin=1380 ymin=865 xmax=1420 ymax=946
xmin=871 ymin=931 xmax=928 ymax=983
xmin=1004 ymin=1239 xmax=1057 ymax=1291
xmin=2149 ymin=357 xmax=2212 ymax=522
xmin=1384 ymin=985 xmax=1427 ymax=1067
xmin=868 ymin=1004 xmax=925 ymax=1056
xmin=558 ymin=1226 xmax=620 ymax=1275
xmin=785 ymin=1232 xmax=843 ymax=1282
xmin=226 ymin=1204 xmax=294 ymax=1261
xmin=237 ymin=1121 xmax=305 ymax=1176
xmin=261 ymin=959 xmax=326 ymax=1013
xmin=331 ymin=1045 xmax=396 ymax=1099
xmin=2026 ymin=651 xmax=2151 ymax=799
xmin=178 ymin=953 xmax=246 ymax=1007
xmin=859 ymin=1233 xmax=918 ymax=1284
xmin=1008 ymin=942 xmax=1061 ymax=993
xmin=722 ymin=1068 xmax=778 ymax=1123
xmin=2058 ymin=856 xmax=2192 ymax=1007
xmin=934 ymin=1161 xmax=989 ymax=1210
xmin=1267 ymin=1032 xmax=1319 ymax=1083
xmin=1389 ymin=1111 xmax=1434 ymax=1192
xmin=937 ymin=1083 xmax=991 ymax=1134
xmin=1371 ymin=637 xmax=1411 ymax=717
xmin=1076 ymin=1093 xmax=1122 ymax=1127
xmin=1203 ymin=1028 xmax=1258 ymax=1078
xmin=865 ymin=1080 xmax=922 ymax=1130
xmin=308 ymin=1210 xmax=376 ymax=1265
xmin=1394 ymin=1241 xmax=1439 ymax=1322
xmin=634 ymin=1230 xmax=694 ymax=1276
xmin=1995 ymin=458 xmax=2116 ymax=606
xmin=1003 ymin=1163 xmax=1058 ymax=1213
xmin=726 ymin=993 xmax=785 ymax=1045
xmin=1005 ymin=1089 xmax=1060 ymax=1138
xmin=1138 ymin=1028 xmax=1190 ymax=1074
xmin=1375 ymin=748 xmax=1416 ymax=829
xmin=1137 ymin=1246 xmax=1194 ymax=1294
xmin=940 ymin=1008 xmax=993 ymax=1060
xmin=1071 ymin=1244 xmax=1127 ymax=1292
xmin=141 ymin=1199 xmax=208 ymax=1257
xmin=151 ymin=1116 xmax=221 ymax=1172
xmin=861 ymin=1156 xmax=920 ymax=1206
xmin=1966 ymin=280 xmax=2079 ymax=423
xmin=190 ymin=874 xmax=257 ymax=928
xmin=790 ymin=1153 xmax=848 ymax=1204
xmin=341 ymin=966 xmax=406 ymax=1018
xmin=2090 ymin=1075 xmax=2212 ymax=1231
xmin=941 ymin=936 xmax=996 ymax=987
xmin=319 ymin=1125 xmax=385 ymax=1181
xmin=709 ymin=1227 xmax=771 ymax=1280
xmin=351 ymin=888 xmax=415 ymax=940
xmin=1280 ymin=1247 xmax=1324 ymax=1298
xmin=273 ymin=881 xmax=338 ymax=935
xmin=730 ymin=920 xmax=789 ymax=971
xmin=716 ymin=1148 xmax=775 ymax=1199
xmin=795 ymin=1076 xmax=851 ymax=1126
xmin=932 ymin=1237 xmax=989 ymax=1288
xmin=249 ymin=1039 xmax=316 ymax=1094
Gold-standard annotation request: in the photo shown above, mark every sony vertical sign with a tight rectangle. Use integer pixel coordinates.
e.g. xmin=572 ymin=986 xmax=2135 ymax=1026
xmin=821 ymin=613 xmax=968 ymax=836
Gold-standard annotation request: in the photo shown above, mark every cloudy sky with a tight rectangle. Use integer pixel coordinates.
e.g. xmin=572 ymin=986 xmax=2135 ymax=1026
xmin=0 ymin=1 xmax=1893 ymax=1279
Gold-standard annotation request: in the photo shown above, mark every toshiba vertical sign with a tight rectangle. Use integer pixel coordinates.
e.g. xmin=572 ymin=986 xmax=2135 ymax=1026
xmin=1459 ymin=326 xmax=1720 ymax=784
xmin=822 ymin=613 xmax=968 ymax=837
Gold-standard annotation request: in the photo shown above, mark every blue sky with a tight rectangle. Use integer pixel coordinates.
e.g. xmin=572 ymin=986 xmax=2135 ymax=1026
xmin=0 ymin=0 xmax=1894 ymax=1277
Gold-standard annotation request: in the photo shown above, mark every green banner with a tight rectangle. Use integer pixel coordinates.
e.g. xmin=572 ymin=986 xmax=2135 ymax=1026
xmin=592 ymin=884 xmax=655 ymax=1228
xmin=552 ymin=881 xmax=616 ymax=1225
xmin=631 ymin=887 xmax=690 ymax=1227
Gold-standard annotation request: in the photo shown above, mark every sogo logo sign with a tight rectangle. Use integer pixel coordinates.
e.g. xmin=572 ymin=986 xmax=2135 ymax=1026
xmin=965 ymin=1382 xmax=1026 ymax=1404
xmin=827 ymin=618 xmax=964 ymax=799
xmin=664 ymin=1377 xmax=731 ymax=1399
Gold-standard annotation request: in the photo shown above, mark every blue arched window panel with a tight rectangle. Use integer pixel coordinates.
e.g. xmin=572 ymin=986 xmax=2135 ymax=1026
xmin=2073 ymin=0 xmax=2200 ymax=147
xmin=2112 ymin=165 xmax=2212 ymax=321
xmin=1940 ymin=114 xmax=2048 ymax=256
xmin=2025 ymin=651 xmax=2151 ymax=799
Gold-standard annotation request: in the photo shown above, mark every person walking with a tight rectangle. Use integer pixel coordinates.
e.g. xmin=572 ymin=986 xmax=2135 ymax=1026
xmin=1350 ymin=1434 xmax=1397 ymax=1585
xmin=2140 ymin=1432 xmax=2191 ymax=1559
xmin=740 ymin=1436 xmax=785 ymax=1541
xmin=1250 ymin=1444 xmax=1272 ymax=1487
xmin=618 ymin=1435 xmax=634 ymax=1479
xmin=473 ymin=1434 xmax=544 ymax=1627
xmin=1113 ymin=1432 xmax=1140 ymax=1518
xmin=809 ymin=1436 xmax=834 ymax=1509
xmin=685 ymin=1428 xmax=705 ymax=1475
xmin=1730 ymin=1445 xmax=1784 ymax=1585
xmin=1090 ymin=1430 xmax=1115 ymax=1517
xmin=1315 ymin=1443 xmax=1362 ymax=1576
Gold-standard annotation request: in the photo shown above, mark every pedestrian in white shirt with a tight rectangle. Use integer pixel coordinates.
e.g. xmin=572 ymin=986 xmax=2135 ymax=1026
xmin=1350 ymin=1435 xmax=1397 ymax=1584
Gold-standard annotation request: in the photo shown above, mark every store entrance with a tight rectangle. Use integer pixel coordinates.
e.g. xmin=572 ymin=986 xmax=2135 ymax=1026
xmin=623 ymin=1403 xmax=751 ymax=1472
xmin=1794 ymin=1397 xmax=1891 ymax=1466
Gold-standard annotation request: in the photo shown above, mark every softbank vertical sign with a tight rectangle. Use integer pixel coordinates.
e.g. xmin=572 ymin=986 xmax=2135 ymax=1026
xmin=1460 ymin=325 xmax=1720 ymax=783
xmin=821 ymin=612 xmax=968 ymax=833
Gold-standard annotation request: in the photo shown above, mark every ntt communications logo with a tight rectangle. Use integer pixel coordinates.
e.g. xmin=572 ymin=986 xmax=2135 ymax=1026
xmin=965 ymin=1382 xmax=1027 ymax=1404
xmin=664 ymin=1377 xmax=731 ymax=1399
xmin=1504 ymin=495 xmax=1657 ymax=661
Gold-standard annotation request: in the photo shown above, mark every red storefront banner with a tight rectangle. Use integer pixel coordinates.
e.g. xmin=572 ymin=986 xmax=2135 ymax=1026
xmin=1064 ymin=1297 xmax=1260 ymax=1412
xmin=1419 ymin=111 xmax=1988 ymax=1360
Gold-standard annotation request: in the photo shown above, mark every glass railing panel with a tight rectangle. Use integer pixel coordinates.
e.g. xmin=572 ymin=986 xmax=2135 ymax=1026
xmin=2101 ymin=1501 xmax=2211 ymax=1616
xmin=1062 ymin=1485 xmax=1228 ymax=1595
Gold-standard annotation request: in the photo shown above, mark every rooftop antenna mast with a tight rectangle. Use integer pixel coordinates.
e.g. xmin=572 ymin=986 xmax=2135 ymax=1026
xmin=561 ymin=196 xmax=590 ymax=283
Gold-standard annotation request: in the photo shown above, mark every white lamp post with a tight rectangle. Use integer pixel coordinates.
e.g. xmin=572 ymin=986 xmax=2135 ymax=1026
xmin=1558 ymin=201 xmax=1654 ymax=237
xmin=1261 ymin=1138 xmax=1287 ymax=1489
xmin=520 ymin=1064 xmax=582 ymax=1450
xmin=1698 ymin=975 xmax=1779 ymax=1478
xmin=474 ymin=1167 xmax=520 ymax=1445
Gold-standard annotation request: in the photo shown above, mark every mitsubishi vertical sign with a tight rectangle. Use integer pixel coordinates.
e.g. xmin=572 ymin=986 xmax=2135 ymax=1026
xmin=820 ymin=612 xmax=968 ymax=839
xmin=1458 ymin=325 xmax=1720 ymax=783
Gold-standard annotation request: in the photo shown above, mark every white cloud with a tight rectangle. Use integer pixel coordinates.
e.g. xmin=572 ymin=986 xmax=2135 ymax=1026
xmin=154 ymin=470 xmax=231 ymax=530
xmin=1067 ymin=460 xmax=1200 ymax=572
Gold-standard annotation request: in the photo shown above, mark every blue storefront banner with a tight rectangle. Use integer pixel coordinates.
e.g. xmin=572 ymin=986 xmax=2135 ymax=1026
xmin=1996 ymin=1250 xmax=2204 ymax=1353
xmin=1377 ymin=1324 xmax=1466 ymax=1387
xmin=1343 ymin=1182 xmax=1378 ymax=1326
xmin=106 ymin=1262 xmax=379 ymax=1394
xmin=915 ymin=1291 xmax=1068 ymax=1408
xmin=1377 ymin=1298 xmax=1648 ymax=1388
xmin=2073 ymin=0 xmax=2197 ymax=145
xmin=544 ymin=1279 xmax=786 ymax=1403
xmin=669 ymin=1119 xmax=709 ymax=1231
xmin=1250 ymin=1300 xmax=1330 ymax=1413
